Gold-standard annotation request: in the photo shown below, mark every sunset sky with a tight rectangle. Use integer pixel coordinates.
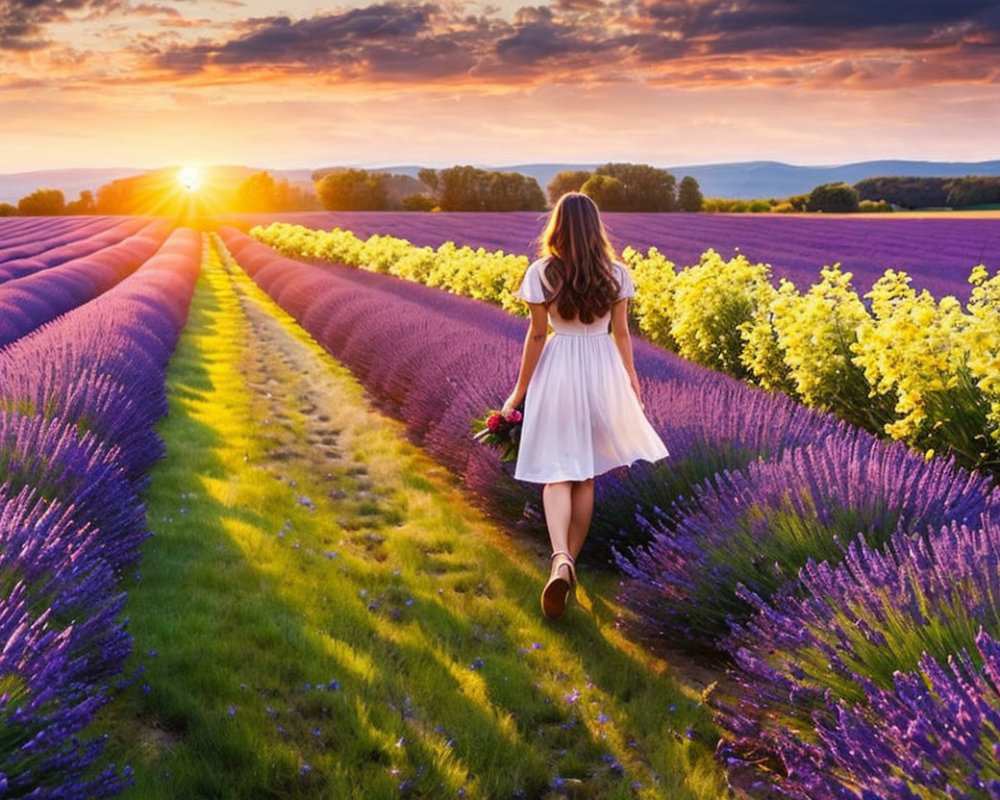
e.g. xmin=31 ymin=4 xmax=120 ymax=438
xmin=2 ymin=0 xmax=999 ymax=173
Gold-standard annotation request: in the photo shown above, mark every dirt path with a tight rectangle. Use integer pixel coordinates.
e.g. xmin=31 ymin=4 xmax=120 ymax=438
xmin=208 ymin=243 xmax=734 ymax=798
xmin=226 ymin=244 xmax=725 ymax=690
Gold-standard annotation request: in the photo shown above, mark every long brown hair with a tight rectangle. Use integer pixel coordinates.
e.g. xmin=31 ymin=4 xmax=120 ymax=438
xmin=537 ymin=192 xmax=620 ymax=323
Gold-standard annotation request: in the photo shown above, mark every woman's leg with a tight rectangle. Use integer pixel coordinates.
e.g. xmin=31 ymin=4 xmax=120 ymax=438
xmin=567 ymin=479 xmax=595 ymax=560
xmin=541 ymin=481 xmax=575 ymax=618
xmin=541 ymin=481 xmax=573 ymax=555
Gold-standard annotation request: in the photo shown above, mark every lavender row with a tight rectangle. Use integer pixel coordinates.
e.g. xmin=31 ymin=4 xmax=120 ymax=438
xmin=218 ymin=227 xmax=1000 ymax=797
xmin=0 ymin=227 xmax=201 ymax=796
xmin=0 ymin=216 xmax=124 ymax=263
xmin=0 ymin=219 xmax=172 ymax=350
xmin=0 ymin=217 xmax=154 ymax=284
xmin=222 ymin=210 xmax=1000 ymax=301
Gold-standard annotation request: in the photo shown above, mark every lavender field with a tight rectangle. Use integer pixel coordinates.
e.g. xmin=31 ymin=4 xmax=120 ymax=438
xmin=224 ymin=210 xmax=1000 ymax=301
xmin=4 ymin=211 xmax=1000 ymax=798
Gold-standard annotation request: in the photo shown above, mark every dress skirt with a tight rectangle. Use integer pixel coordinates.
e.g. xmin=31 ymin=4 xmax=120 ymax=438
xmin=513 ymin=329 xmax=669 ymax=484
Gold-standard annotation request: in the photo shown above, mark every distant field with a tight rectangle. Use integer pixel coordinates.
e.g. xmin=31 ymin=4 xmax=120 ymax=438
xmin=222 ymin=210 xmax=1000 ymax=302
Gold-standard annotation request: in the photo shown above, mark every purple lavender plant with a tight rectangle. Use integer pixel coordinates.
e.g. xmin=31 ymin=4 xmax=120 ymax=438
xmin=0 ymin=224 xmax=200 ymax=797
xmin=713 ymin=514 xmax=1000 ymax=798
xmin=616 ymin=428 xmax=998 ymax=651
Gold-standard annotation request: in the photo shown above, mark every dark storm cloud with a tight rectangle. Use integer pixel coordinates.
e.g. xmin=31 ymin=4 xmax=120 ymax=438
xmin=1 ymin=0 xmax=182 ymax=50
xmin=211 ymin=4 xmax=437 ymax=66
xmin=148 ymin=2 xmax=490 ymax=78
xmin=495 ymin=6 xmax=589 ymax=62
xmin=1 ymin=0 xmax=86 ymax=50
xmin=136 ymin=0 xmax=1000 ymax=87
xmin=709 ymin=0 xmax=1000 ymax=32
xmin=650 ymin=0 xmax=1000 ymax=56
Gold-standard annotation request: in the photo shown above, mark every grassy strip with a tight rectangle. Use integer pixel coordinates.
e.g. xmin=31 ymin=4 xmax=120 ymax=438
xmin=93 ymin=236 xmax=726 ymax=798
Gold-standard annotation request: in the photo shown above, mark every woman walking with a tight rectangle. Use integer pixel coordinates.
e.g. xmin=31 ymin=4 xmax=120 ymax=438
xmin=503 ymin=192 xmax=669 ymax=620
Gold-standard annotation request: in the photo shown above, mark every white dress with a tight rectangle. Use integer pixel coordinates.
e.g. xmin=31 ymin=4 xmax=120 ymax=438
xmin=513 ymin=257 xmax=670 ymax=484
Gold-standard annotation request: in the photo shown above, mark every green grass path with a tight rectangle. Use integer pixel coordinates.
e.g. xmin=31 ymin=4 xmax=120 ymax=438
xmin=95 ymin=236 xmax=728 ymax=799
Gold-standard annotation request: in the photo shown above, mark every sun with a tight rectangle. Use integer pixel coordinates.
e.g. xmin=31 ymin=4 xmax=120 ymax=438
xmin=178 ymin=166 xmax=201 ymax=191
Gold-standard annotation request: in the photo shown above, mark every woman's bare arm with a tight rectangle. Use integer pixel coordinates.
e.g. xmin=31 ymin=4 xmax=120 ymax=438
xmin=503 ymin=302 xmax=549 ymax=412
xmin=610 ymin=299 xmax=643 ymax=406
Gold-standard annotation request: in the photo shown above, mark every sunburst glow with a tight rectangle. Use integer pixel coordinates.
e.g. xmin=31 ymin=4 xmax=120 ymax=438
xmin=179 ymin=166 xmax=201 ymax=191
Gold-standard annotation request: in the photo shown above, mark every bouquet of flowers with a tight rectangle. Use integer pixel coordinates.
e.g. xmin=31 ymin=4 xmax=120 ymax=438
xmin=471 ymin=406 xmax=523 ymax=463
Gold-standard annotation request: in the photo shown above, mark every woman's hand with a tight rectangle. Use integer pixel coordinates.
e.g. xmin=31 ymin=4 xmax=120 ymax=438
xmin=501 ymin=392 xmax=523 ymax=415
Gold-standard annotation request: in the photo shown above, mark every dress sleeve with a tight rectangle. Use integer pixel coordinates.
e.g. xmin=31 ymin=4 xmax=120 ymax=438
xmin=615 ymin=262 xmax=635 ymax=300
xmin=514 ymin=258 xmax=548 ymax=304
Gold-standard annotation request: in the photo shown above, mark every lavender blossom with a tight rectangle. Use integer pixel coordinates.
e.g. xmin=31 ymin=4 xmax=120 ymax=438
xmin=713 ymin=514 xmax=1000 ymax=797
xmin=616 ymin=428 xmax=998 ymax=650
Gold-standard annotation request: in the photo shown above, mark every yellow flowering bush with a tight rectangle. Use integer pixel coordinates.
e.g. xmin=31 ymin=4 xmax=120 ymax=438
xmin=251 ymin=223 xmax=528 ymax=315
xmin=668 ymin=249 xmax=774 ymax=378
xmin=738 ymin=280 xmax=794 ymax=394
xmin=766 ymin=266 xmax=881 ymax=427
xmin=964 ymin=265 xmax=1000 ymax=452
xmin=624 ymin=246 xmax=678 ymax=351
xmin=852 ymin=269 xmax=988 ymax=459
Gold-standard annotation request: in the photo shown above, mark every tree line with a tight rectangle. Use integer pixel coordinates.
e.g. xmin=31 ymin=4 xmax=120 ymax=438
xmin=314 ymin=163 xmax=704 ymax=212
xmin=702 ymin=175 xmax=1000 ymax=214
xmin=5 ymin=166 xmax=999 ymax=217
xmin=855 ymin=176 xmax=1000 ymax=209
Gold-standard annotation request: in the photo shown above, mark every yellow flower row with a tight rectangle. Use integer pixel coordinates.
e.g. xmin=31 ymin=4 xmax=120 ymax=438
xmin=251 ymin=222 xmax=1000 ymax=470
xmin=252 ymin=223 xmax=529 ymax=316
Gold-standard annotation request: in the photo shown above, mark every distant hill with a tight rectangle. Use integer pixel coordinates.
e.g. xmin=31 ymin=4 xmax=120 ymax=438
xmin=663 ymin=160 xmax=1000 ymax=199
xmin=0 ymin=167 xmax=146 ymax=204
xmin=6 ymin=160 xmax=1000 ymax=205
xmin=373 ymin=160 xmax=1000 ymax=200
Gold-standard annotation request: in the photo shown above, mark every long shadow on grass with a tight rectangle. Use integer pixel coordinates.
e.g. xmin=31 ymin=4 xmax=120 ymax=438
xmin=96 ymin=273 xmax=589 ymax=799
xmin=103 ymin=262 xmax=723 ymax=799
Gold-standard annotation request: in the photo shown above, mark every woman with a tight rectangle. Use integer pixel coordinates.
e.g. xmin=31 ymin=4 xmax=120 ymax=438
xmin=502 ymin=192 xmax=669 ymax=620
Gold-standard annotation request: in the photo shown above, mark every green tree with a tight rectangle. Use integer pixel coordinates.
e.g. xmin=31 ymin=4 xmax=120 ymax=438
xmin=235 ymin=172 xmax=280 ymax=212
xmin=787 ymin=193 xmax=810 ymax=212
xmin=419 ymin=166 xmax=545 ymax=211
xmin=0 ymin=203 xmax=16 ymax=217
xmin=581 ymin=174 xmax=626 ymax=211
xmin=547 ymin=170 xmax=592 ymax=205
xmin=315 ymin=169 xmax=389 ymax=211
xmin=944 ymin=176 xmax=1000 ymax=208
xmin=593 ymin=163 xmax=677 ymax=211
xmin=402 ymin=193 xmax=435 ymax=212
xmin=855 ymin=176 xmax=947 ymax=209
xmin=806 ymin=182 xmax=860 ymax=213
xmin=18 ymin=188 xmax=65 ymax=215
xmin=677 ymin=176 xmax=703 ymax=212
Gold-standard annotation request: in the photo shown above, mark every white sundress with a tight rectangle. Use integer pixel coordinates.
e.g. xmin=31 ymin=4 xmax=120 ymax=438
xmin=513 ymin=257 xmax=670 ymax=484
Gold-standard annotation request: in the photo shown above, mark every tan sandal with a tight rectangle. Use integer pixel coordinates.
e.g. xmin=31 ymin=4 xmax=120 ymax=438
xmin=541 ymin=550 xmax=576 ymax=620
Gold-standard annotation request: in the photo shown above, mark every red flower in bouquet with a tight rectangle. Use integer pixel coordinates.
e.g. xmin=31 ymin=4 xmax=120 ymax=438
xmin=472 ymin=406 xmax=524 ymax=463
xmin=486 ymin=413 xmax=506 ymax=433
